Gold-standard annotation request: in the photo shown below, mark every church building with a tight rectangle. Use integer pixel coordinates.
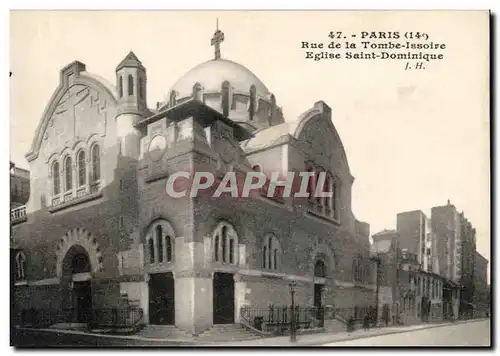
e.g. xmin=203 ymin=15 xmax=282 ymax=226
xmin=11 ymin=25 xmax=375 ymax=335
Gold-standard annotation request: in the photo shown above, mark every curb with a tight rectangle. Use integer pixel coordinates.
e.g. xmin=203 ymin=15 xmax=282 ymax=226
xmin=297 ymin=318 xmax=489 ymax=346
xmin=15 ymin=327 xmax=197 ymax=344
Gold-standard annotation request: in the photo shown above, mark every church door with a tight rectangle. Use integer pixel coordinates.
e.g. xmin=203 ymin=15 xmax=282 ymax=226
xmin=148 ymin=272 xmax=175 ymax=325
xmin=74 ymin=281 xmax=92 ymax=323
xmin=213 ymin=272 xmax=235 ymax=324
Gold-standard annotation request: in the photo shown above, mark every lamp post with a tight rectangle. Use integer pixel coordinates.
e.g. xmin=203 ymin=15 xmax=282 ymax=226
xmin=289 ymin=281 xmax=297 ymax=342
xmin=370 ymin=254 xmax=381 ymax=326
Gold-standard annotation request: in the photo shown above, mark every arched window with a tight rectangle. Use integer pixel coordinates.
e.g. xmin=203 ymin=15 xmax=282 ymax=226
xmin=315 ymin=170 xmax=322 ymax=205
xmin=91 ymin=144 xmax=100 ymax=182
xmin=221 ymin=81 xmax=231 ymax=117
xmin=118 ymin=76 xmax=123 ymax=98
xmin=248 ymin=85 xmax=256 ymax=121
xmin=128 ymin=75 xmax=134 ymax=96
xmin=64 ymin=156 xmax=72 ymax=191
xmin=214 ymin=234 xmax=220 ymax=262
xmin=77 ymin=150 xmax=86 ymax=187
xmin=193 ymin=83 xmax=203 ymax=101
xmin=212 ymin=222 xmax=238 ymax=265
xmin=269 ymin=94 xmax=276 ymax=119
xmin=139 ymin=77 xmax=143 ymax=99
xmin=262 ymin=234 xmax=281 ymax=271
xmin=156 ymin=225 xmax=163 ymax=263
xmin=15 ymin=252 xmax=26 ymax=281
xmin=147 ymin=220 xmax=175 ymax=265
xmin=222 ymin=226 xmax=227 ymax=263
xmin=52 ymin=161 xmax=60 ymax=195
xmin=314 ymin=260 xmax=327 ymax=278
xmin=229 ymin=239 xmax=234 ymax=264
xmin=268 ymin=238 xmax=272 ymax=270
xmin=332 ymin=179 xmax=338 ymax=219
xmin=306 ymin=165 xmax=315 ymax=200
xmin=149 ymin=238 xmax=155 ymax=264
xmin=169 ymin=91 xmax=177 ymax=107
xmin=324 ymin=174 xmax=331 ymax=213
xmin=166 ymin=236 xmax=172 ymax=262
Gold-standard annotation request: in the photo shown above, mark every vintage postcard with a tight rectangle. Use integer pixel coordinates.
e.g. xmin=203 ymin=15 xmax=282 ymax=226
xmin=9 ymin=10 xmax=490 ymax=347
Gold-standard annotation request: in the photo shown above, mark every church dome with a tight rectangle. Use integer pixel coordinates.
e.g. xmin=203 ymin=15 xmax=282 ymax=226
xmin=168 ymin=59 xmax=270 ymax=100
xmin=163 ymin=25 xmax=284 ymax=132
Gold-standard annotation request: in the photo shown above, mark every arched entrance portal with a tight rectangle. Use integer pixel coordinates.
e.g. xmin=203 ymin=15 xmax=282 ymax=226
xmin=314 ymin=260 xmax=326 ymax=311
xmin=62 ymin=245 xmax=93 ymax=323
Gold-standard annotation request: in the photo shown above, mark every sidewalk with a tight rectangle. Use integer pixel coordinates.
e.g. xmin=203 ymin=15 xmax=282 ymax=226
xmin=16 ymin=318 xmax=488 ymax=346
xmin=207 ymin=318 xmax=488 ymax=346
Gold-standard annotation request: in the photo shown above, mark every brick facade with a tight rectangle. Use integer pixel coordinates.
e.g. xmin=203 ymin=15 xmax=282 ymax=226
xmin=11 ymin=48 xmax=374 ymax=335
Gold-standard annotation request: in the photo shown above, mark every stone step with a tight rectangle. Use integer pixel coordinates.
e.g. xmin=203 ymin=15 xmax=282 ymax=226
xmin=197 ymin=324 xmax=261 ymax=342
xmin=138 ymin=325 xmax=193 ymax=340
xmin=324 ymin=319 xmax=348 ymax=334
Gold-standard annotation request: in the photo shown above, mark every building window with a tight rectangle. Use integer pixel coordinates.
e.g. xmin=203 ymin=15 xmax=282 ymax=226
xmin=148 ymin=238 xmax=155 ymax=264
xmin=212 ymin=221 xmax=238 ymax=265
xmin=248 ymin=85 xmax=256 ymax=120
xmin=52 ymin=161 xmax=60 ymax=195
xmin=306 ymin=165 xmax=315 ymax=200
xmin=229 ymin=239 xmax=234 ymax=264
xmin=269 ymin=94 xmax=277 ymax=122
xmin=221 ymin=81 xmax=231 ymax=117
xmin=193 ymin=83 xmax=203 ymax=101
xmin=91 ymin=144 xmax=100 ymax=182
xmin=156 ymin=225 xmax=163 ymax=263
xmin=64 ymin=156 xmax=72 ymax=191
xmin=118 ymin=76 xmax=123 ymax=98
xmin=128 ymin=75 xmax=134 ymax=96
xmin=214 ymin=234 xmax=220 ymax=262
xmin=222 ymin=226 xmax=227 ymax=263
xmin=77 ymin=150 xmax=86 ymax=187
xmin=139 ymin=77 xmax=143 ymax=99
xmin=262 ymin=234 xmax=281 ymax=271
xmin=314 ymin=260 xmax=327 ymax=278
xmin=332 ymin=179 xmax=339 ymax=220
xmin=166 ymin=236 xmax=173 ymax=262
xmin=353 ymin=257 xmax=364 ymax=282
xmin=324 ymin=174 xmax=331 ymax=214
xmin=147 ymin=220 xmax=175 ymax=265
xmin=15 ymin=252 xmax=26 ymax=281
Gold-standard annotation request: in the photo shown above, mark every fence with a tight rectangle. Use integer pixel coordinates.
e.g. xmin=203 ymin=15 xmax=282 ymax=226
xmin=240 ymin=305 xmax=325 ymax=335
xmin=19 ymin=307 xmax=144 ymax=331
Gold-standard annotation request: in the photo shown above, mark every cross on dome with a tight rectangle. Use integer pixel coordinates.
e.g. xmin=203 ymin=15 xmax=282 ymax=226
xmin=211 ymin=18 xmax=225 ymax=60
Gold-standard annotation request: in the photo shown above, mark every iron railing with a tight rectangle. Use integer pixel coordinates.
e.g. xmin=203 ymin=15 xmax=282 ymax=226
xmin=240 ymin=305 xmax=325 ymax=335
xmin=18 ymin=307 xmax=144 ymax=331
xmin=11 ymin=206 xmax=27 ymax=223
xmin=89 ymin=308 xmax=144 ymax=329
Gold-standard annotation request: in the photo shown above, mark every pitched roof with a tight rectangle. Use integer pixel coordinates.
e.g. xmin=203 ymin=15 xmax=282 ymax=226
xmin=116 ymin=51 xmax=144 ymax=71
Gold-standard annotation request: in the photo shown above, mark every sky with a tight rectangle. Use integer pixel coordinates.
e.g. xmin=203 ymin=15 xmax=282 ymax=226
xmin=9 ymin=11 xmax=490 ymax=280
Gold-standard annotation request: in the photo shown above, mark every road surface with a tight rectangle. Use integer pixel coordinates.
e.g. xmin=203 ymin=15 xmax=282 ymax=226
xmin=11 ymin=329 xmax=192 ymax=347
xmin=323 ymin=319 xmax=490 ymax=347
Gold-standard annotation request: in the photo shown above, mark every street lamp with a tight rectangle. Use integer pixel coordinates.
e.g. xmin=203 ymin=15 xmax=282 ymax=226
xmin=289 ymin=281 xmax=297 ymax=342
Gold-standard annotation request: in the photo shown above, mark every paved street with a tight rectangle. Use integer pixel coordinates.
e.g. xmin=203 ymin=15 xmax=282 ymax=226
xmin=11 ymin=329 xmax=194 ymax=347
xmin=322 ymin=319 xmax=490 ymax=347
xmin=11 ymin=319 xmax=490 ymax=347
